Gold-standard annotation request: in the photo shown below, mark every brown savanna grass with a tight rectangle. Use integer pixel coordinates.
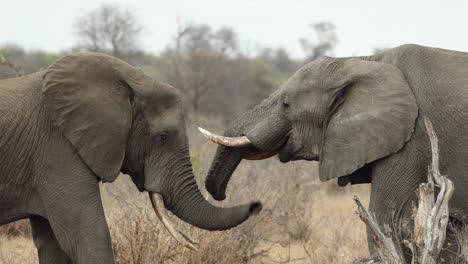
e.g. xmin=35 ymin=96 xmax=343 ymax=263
xmin=0 ymin=120 xmax=371 ymax=263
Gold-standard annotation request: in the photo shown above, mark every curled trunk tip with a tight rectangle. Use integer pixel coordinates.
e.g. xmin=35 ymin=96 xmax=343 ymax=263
xmin=249 ymin=201 xmax=262 ymax=215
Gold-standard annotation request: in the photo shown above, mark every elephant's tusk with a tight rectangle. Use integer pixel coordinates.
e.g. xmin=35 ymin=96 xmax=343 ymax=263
xmin=149 ymin=193 xmax=198 ymax=250
xmin=198 ymin=127 xmax=252 ymax=148
xmin=243 ymin=151 xmax=279 ymax=160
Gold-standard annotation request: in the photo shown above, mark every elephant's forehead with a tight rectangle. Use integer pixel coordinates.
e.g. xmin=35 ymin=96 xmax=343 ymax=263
xmin=146 ymin=104 xmax=183 ymax=129
xmin=282 ymin=68 xmax=320 ymax=91
xmin=280 ymin=76 xmax=320 ymax=97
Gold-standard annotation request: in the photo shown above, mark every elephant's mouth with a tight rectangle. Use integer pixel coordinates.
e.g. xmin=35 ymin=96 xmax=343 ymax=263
xmin=278 ymin=151 xmax=319 ymax=162
xmin=278 ymin=138 xmax=319 ymax=163
xmin=242 ymin=148 xmax=279 ymax=160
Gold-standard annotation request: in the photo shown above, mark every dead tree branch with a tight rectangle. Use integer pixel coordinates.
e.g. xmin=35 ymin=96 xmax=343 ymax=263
xmin=354 ymin=196 xmax=405 ymax=263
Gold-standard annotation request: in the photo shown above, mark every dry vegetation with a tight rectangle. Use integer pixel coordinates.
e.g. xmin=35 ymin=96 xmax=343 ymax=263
xmin=0 ymin=119 xmax=370 ymax=263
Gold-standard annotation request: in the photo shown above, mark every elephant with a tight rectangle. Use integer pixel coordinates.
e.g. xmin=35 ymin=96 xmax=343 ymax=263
xmin=199 ymin=44 xmax=468 ymax=261
xmin=0 ymin=52 xmax=261 ymax=264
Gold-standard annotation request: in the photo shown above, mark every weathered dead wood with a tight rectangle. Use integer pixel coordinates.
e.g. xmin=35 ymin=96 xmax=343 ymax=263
xmin=354 ymin=196 xmax=405 ymax=263
xmin=354 ymin=117 xmax=455 ymax=264
xmin=410 ymin=117 xmax=455 ymax=263
xmin=353 ymin=254 xmax=382 ymax=264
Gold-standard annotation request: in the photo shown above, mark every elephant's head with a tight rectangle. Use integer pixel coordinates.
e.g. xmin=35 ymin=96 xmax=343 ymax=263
xmin=41 ymin=53 xmax=261 ymax=249
xmin=201 ymin=56 xmax=418 ymax=201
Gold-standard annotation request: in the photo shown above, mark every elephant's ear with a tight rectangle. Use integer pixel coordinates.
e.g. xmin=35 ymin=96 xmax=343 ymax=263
xmin=319 ymin=58 xmax=418 ymax=182
xmin=42 ymin=53 xmax=135 ymax=182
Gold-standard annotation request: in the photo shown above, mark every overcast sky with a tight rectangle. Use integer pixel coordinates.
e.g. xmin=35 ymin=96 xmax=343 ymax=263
xmin=2 ymin=0 xmax=467 ymax=58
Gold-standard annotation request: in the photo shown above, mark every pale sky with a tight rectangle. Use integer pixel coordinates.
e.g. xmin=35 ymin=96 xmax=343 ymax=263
xmin=2 ymin=0 xmax=468 ymax=58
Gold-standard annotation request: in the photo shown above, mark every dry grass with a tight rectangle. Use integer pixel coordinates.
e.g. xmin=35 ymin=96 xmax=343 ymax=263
xmin=0 ymin=121 xmax=371 ymax=263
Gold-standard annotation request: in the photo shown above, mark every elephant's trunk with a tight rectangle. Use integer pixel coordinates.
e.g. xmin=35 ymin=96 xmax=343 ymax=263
xmin=205 ymin=145 xmax=244 ymax=201
xmin=165 ymin=168 xmax=261 ymax=231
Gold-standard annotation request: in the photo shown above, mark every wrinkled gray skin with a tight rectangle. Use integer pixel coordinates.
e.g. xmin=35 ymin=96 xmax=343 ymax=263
xmin=0 ymin=53 xmax=259 ymax=264
xmin=206 ymin=44 xmax=468 ymax=261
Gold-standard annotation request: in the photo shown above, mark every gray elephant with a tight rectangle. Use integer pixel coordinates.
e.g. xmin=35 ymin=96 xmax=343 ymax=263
xmin=200 ymin=44 xmax=468 ymax=260
xmin=0 ymin=52 xmax=260 ymax=264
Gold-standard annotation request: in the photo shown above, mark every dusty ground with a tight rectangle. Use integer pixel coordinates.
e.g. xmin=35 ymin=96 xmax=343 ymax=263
xmin=0 ymin=125 xmax=371 ymax=263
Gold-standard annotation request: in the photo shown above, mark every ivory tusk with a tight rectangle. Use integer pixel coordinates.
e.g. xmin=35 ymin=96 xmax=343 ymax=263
xmin=149 ymin=193 xmax=198 ymax=250
xmin=198 ymin=127 xmax=252 ymax=148
xmin=243 ymin=151 xmax=279 ymax=160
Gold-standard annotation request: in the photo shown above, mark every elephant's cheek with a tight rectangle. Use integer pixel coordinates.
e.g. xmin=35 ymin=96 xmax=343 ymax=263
xmin=143 ymin=167 xmax=165 ymax=194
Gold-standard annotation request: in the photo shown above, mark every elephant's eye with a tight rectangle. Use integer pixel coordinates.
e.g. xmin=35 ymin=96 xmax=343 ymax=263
xmin=159 ymin=133 xmax=168 ymax=144
xmin=282 ymin=96 xmax=290 ymax=108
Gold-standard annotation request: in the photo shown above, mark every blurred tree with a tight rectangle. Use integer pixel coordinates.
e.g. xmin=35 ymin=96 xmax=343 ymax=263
xmin=249 ymin=57 xmax=288 ymax=101
xmin=162 ymin=20 xmax=239 ymax=113
xmin=0 ymin=55 xmax=23 ymax=77
xmin=258 ymin=47 xmax=300 ymax=75
xmin=273 ymin=48 xmax=295 ymax=73
xmin=0 ymin=45 xmax=24 ymax=77
xmin=74 ymin=4 xmax=143 ymax=59
xmin=299 ymin=22 xmax=337 ymax=61
xmin=0 ymin=45 xmax=56 ymax=79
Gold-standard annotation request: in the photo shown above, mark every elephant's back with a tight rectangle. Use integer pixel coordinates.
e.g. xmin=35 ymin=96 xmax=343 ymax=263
xmin=0 ymin=71 xmax=45 ymax=119
xmin=0 ymin=71 xmax=50 ymax=159
xmin=384 ymin=45 xmax=468 ymax=130
xmin=0 ymin=71 xmax=44 ymax=99
xmin=0 ymin=71 xmax=51 ymax=209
